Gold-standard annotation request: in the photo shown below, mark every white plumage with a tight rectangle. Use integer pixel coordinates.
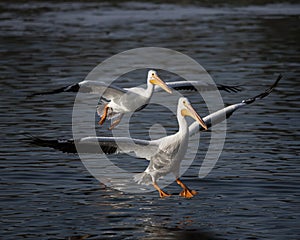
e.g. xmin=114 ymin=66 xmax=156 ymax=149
xmin=30 ymin=75 xmax=281 ymax=198
xmin=96 ymin=70 xmax=172 ymax=129
xmin=33 ymin=97 xmax=207 ymax=198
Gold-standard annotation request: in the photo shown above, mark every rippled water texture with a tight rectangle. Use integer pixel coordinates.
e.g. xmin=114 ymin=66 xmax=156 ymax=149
xmin=1 ymin=2 xmax=299 ymax=239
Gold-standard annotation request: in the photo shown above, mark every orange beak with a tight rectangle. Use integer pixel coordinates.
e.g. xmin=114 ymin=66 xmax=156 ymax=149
xmin=181 ymin=102 xmax=208 ymax=130
xmin=150 ymin=73 xmax=172 ymax=94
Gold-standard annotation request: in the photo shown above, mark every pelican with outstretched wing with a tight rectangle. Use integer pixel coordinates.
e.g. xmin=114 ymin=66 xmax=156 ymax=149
xmin=29 ymin=75 xmax=241 ymax=97
xmin=29 ymin=70 xmax=241 ymax=129
xmin=30 ymin=75 xmax=281 ymax=198
xmin=32 ymin=97 xmax=208 ymax=198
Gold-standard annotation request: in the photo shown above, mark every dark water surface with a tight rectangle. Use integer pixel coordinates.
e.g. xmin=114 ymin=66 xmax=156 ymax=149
xmin=1 ymin=2 xmax=299 ymax=239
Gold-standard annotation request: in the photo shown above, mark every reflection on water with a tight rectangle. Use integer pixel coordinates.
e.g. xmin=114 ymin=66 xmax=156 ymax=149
xmin=1 ymin=1 xmax=299 ymax=239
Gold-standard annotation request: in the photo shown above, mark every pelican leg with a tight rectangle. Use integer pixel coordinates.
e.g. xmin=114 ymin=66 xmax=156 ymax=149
xmin=98 ymin=104 xmax=109 ymax=125
xmin=176 ymin=178 xmax=197 ymax=198
xmin=109 ymin=114 xmax=124 ymax=130
xmin=153 ymin=182 xmax=171 ymax=198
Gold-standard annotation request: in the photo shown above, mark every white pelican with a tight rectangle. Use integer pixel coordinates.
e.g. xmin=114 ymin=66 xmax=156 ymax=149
xmin=32 ymin=97 xmax=208 ymax=198
xmin=29 ymin=75 xmax=281 ymax=198
xmin=29 ymin=76 xmax=241 ymax=97
xmin=132 ymin=97 xmax=208 ymax=198
xmin=28 ymin=71 xmax=241 ymax=129
xmin=96 ymin=70 xmax=172 ymax=129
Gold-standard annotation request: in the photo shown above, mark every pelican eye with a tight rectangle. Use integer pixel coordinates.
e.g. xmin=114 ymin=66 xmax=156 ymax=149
xmin=152 ymin=73 xmax=155 ymax=76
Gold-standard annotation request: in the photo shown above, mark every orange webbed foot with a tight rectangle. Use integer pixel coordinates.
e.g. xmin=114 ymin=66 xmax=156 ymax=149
xmin=176 ymin=178 xmax=197 ymax=198
xmin=179 ymin=188 xmax=197 ymax=198
xmin=159 ymin=190 xmax=172 ymax=198
xmin=108 ymin=116 xmax=123 ymax=130
xmin=98 ymin=104 xmax=109 ymax=125
xmin=153 ymin=182 xmax=171 ymax=198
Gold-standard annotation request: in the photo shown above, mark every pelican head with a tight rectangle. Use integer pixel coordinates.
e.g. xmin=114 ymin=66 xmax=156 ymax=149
xmin=179 ymin=97 xmax=208 ymax=130
xmin=148 ymin=70 xmax=172 ymax=94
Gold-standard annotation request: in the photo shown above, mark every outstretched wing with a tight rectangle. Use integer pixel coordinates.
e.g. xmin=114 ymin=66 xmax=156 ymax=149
xmin=29 ymin=135 xmax=159 ymax=160
xmin=189 ymin=74 xmax=282 ymax=136
xmin=28 ymin=80 xmax=127 ymax=100
xmin=155 ymin=81 xmax=242 ymax=93
xmin=29 ymin=79 xmax=240 ymax=98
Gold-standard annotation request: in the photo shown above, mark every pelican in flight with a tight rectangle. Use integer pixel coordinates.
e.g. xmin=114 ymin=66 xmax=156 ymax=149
xmin=30 ymin=70 xmax=172 ymax=129
xmin=29 ymin=75 xmax=281 ymax=198
xmin=96 ymin=70 xmax=172 ymax=129
xmin=33 ymin=97 xmax=208 ymax=198
xmin=29 ymin=70 xmax=241 ymax=129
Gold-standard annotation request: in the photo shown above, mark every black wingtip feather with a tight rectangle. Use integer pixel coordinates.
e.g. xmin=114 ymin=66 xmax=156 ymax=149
xmin=242 ymin=74 xmax=282 ymax=105
xmin=28 ymin=83 xmax=80 ymax=98
xmin=29 ymin=135 xmax=78 ymax=153
xmin=28 ymin=135 xmax=118 ymax=154
xmin=172 ymin=84 xmax=242 ymax=93
xmin=216 ymin=84 xmax=242 ymax=93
